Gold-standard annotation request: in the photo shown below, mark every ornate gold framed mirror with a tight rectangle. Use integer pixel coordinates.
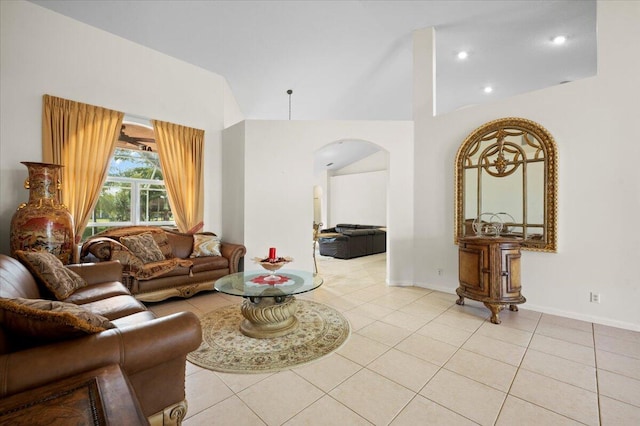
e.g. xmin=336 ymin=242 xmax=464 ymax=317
xmin=455 ymin=117 xmax=558 ymax=252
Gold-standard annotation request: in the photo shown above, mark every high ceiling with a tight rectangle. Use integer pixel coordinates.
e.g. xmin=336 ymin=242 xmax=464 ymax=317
xmin=30 ymin=0 xmax=597 ymax=121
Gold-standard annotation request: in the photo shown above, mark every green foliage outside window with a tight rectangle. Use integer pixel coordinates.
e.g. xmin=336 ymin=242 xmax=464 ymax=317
xmin=82 ymin=148 xmax=174 ymax=240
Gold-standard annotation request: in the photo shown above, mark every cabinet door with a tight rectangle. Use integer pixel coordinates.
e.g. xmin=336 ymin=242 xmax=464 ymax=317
xmin=459 ymin=243 xmax=490 ymax=298
xmin=500 ymin=246 xmax=521 ymax=299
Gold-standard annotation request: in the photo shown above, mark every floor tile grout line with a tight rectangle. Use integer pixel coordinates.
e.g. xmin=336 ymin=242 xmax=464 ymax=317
xmin=494 ymin=306 xmax=542 ymax=425
xmin=391 ymin=302 xmax=497 ymax=423
xmin=593 ymin=322 xmax=603 ymax=426
xmin=499 ymin=312 xmax=599 ymax=425
xmin=334 ymin=286 xmax=476 ymax=421
xmin=323 ymin=393 xmax=376 ymax=425
xmin=595 ymin=346 xmax=640 ymax=362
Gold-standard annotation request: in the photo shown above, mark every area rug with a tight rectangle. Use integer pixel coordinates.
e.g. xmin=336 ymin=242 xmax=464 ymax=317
xmin=187 ymin=300 xmax=351 ymax=374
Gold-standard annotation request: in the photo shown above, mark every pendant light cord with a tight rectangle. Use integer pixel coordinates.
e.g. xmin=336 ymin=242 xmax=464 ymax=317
xmin=287 ymin=89 xmax=293 ymax=120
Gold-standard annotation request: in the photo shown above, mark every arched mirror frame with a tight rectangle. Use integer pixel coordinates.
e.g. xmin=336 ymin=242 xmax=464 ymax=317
xmin=454 ymin=117 xmax=558 ymax=252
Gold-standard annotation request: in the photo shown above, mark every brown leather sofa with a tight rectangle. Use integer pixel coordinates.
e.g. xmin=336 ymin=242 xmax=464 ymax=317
xmin=81 ymin=226 xmax=246 ymax=302
xmin=0 ymin=254 xmax=202 ymax=425
xmin=318 ymin=224 xmax=386 ymax=259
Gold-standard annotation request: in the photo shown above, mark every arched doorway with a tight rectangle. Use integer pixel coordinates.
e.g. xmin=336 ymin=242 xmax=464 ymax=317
xmin=313 ymin=139 xmax=389 ymax=277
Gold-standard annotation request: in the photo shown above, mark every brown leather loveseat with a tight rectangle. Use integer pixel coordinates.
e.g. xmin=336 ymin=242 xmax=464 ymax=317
xmin=0 ymin=254 xmax=202 ymax=425
xmin=81 ymin=226 xmax=246 ymax=302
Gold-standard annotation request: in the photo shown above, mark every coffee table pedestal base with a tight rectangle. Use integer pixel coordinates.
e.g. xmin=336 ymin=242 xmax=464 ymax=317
xmin=240 ymin=296 xmax=299 ymax=338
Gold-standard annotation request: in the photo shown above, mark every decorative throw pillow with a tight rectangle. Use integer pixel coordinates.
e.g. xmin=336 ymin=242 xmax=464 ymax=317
xmin=15 ymin=250 xmax=87 ymax=300
xmin=109 ymin=242 xmax=144 ymax=268
xmin=190 ymin=234 xmax=222 ymax=257
xmin=120 ymin=233 xmax=165 ymax=264
xmin=0 ymin=297 xmax=113 ymax=345
xmin=150 ymin=231 xmax=174 ymax=259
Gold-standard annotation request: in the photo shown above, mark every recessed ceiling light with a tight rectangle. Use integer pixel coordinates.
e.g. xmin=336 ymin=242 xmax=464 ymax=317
xmin=326 ymin=162 xmax=334 ymax=167
xmin=552 ymin=35 xmax=567 ymax=45
xmin=483 ymin=86 xmax=493 ymax=94
xmin=457 ymin=51 xmax=468 ymax=60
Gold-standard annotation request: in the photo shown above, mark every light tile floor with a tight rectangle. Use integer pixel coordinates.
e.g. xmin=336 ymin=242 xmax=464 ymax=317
xmin=147 ymin=253 xmax=640 ymax=426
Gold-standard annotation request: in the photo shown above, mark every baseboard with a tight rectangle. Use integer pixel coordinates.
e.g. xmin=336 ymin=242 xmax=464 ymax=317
xmin=406 ymin=282 xmax=640 ymax=332
xmin=387 ymin=280 xmax=416 ymax=287
xmin=412 ymin=282 xmax=457 ymax=295
xmin=523 ymin=303 xmax=640 ymax=332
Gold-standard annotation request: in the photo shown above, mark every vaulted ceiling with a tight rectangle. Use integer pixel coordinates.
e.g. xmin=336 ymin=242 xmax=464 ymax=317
xmin=30 ymin=0 xmax=597 ymax=121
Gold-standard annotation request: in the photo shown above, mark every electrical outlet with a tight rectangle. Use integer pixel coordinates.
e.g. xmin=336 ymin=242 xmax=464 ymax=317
xmin=590 ymin=292 xmax=601 ymax=303
xmin=437 ymin=268 xmax=443 ymax=276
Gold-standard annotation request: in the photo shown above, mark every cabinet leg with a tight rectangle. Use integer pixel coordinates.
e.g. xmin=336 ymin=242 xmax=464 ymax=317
xmin=456 ymin=295 xmax=465 ymax=306
xmin=509 ymin=304 xmax=518 ymax=312
xmin=484 ymin=303 xmax=502 ymax=324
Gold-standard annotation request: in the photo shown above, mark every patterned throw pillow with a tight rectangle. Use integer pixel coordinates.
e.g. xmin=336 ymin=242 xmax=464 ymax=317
xmin=120 ymin=232 xmax=165 ymax=264
xmin=151 ymin=231 xmax=174 ymax=259
xmin=190 ymin=234 xmax=221 ymax=257
xmin=0 ymin=297 xmax=113 ymax=345
xmin=15 ymin=250 xmax=87 ymax=300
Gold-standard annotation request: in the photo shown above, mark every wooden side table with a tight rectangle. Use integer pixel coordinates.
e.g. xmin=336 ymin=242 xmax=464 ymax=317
xmin=456 ymin=236 xmax=526 ymax=324
xmin=0 ymin=364 xmax=148 ymax=425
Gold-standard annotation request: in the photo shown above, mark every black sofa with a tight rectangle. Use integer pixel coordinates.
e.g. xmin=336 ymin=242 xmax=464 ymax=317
xmin=318 ymin=224 xmax=386 ymax=259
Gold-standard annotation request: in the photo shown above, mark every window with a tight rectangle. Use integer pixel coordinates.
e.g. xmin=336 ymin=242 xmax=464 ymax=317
xmin=82 ymin=124 xmax=174 ymax=239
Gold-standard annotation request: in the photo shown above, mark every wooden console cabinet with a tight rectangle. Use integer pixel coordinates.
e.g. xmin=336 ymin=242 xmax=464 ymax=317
xmin=456 ymin=236 xmax=526 ymax=324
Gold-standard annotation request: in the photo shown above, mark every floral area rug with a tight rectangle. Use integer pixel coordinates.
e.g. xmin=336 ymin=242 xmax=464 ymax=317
xmin=187 ymin=300 xmax=351 ymax=374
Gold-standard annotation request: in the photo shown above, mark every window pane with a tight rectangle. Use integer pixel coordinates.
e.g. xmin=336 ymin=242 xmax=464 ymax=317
xmin=111 ymin=148 xmax=163 ymax=181
xmin=82 ymin=225 xmax=111 ymax=241
xmin=95 ymin=181 xmax=132 ymax=222
xmin=140 ymin=184 xmax=173 ymax=222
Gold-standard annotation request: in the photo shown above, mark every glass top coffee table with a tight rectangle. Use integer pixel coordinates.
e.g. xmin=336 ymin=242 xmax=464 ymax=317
xmin=214 ymin=270 xmax=323 ymax=338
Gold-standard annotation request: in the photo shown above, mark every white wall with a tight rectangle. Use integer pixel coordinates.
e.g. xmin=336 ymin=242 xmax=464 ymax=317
xmin=413 ymin=1 xmax=640 ymax=330
xmin=333 ymin=150 xmax=388 ymax=176
xmin=329 ymin=171 xmax=387 ymax=227
xmin=220 ymin=121 xmax=245 ymax=245
xmin=224 ymin=120 xmax=413 ymax=283
xmin=0 ymin=1 xmax=237 ymax=254
xmin=326 ymin=150 xmax=389 ymax=227
xmin=223 ymin=79 xmax=245 ymax=128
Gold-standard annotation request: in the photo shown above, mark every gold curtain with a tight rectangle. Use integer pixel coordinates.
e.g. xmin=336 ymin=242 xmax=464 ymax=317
xmin=42 ymin=95 xmax=124 ymax=248
xmin=152 ymin=120 xmax=205 ymax=233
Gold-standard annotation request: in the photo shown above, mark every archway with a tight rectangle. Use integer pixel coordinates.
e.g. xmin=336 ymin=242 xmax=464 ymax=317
xmin=313 ymin=139 xmax=389 ymax=277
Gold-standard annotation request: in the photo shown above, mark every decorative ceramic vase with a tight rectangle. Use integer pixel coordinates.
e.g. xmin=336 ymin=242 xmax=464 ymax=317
xmin=10 ymin=162 xmax=75 ymax=264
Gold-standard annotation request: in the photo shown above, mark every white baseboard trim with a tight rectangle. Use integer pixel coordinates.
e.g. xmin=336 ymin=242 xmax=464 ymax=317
xmin=405 ymin=282 xmax=640 ymax=332
xmin=387 ymin=280 xmax=416 ymax=287
xmin=412 ymin=282 xmax=457 ymax=295
xmin=523 ymin=303 xmax=640 ymax=332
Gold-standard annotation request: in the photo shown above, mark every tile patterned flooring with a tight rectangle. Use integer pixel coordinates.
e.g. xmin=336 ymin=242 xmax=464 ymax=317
xmin=147 ymin=254 xmax=640 ymax=425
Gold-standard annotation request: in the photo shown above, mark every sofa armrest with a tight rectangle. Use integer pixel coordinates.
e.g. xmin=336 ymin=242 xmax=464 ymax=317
xmin=80 ymin=237 xmax=117 ymax=262
xmin=66 ymin=261 xmax=123 ymax=285
xmin=320 ymin=228 xmax=337 ymax=234
xmin=341 ymin=229 xmax=373 ymax=236
xmin=318 ymin=234 xmax=348 ymax=241
xmin=220 ymin=242 xmax=247 ymax=273
xmin=0 ymin=311 xmax=202 ymax=398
